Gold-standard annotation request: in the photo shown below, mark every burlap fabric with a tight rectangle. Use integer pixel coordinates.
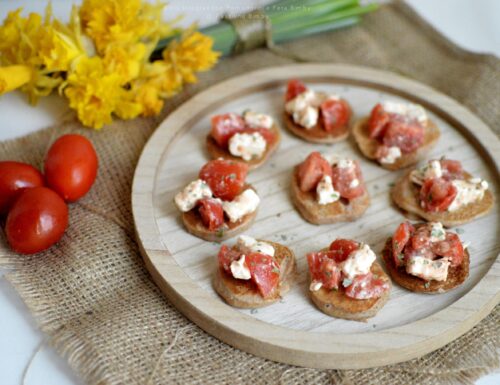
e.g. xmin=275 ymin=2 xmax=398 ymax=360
xmin=1 ymin=2 xmax=499 ymax=384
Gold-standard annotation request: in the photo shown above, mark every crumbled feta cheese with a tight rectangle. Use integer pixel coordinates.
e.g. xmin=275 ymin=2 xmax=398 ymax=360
xmin=309 ymin=280 xmax=323 ymax=292
xmin=230 ymin=255 xmax=251 ymax=280
xmin=410 ymin=160 xmax=443 ymax=185
xmin=429 ymin=222 xmax=446 ymax=242
xmin=335 ymin=158 xmax=355 ymax=169
xmin=406 ymin=255 xmax=450 ymax=281
xmin=382 ymin=101 xmax=428 ymax=125
xmin=349 ymin=179 xmax=360 ymax=188
xmin=341 ymin=244 xmax=376 ymax=280
xmin=174 ymin=179 xmax=212 ymax=212
xmin=228 ymin=132 xmax=267 ymax=161
xmin=293 ymin=106 xmax=318 ymax=129
xmin=237 ymin=235 xmax=275 ymax=257
xmin=285 ymin=90 xmax=337 ymax=129
xmin=222 ymin=189 xmax=260 ymax=222
xmin=380 ymin=146 xmax=402 ymax=164
xmin=243 ymin=111 xmax=274 ymax=129
xmin=448 ymin=179 xmax=488 ymax=211
xmin=316 ymin=175 xmax=340 ymax=205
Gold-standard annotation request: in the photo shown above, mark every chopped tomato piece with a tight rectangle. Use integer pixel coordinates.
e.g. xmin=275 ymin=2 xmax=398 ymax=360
xmin=420 ymin=178 xmax=457 ymax=212
xmin=241 ymin=127 xmax=276 ymax=145
xmin=382 ymin=119 xmax=424 ymax=153
xmin=297 ymin=152 xmax=333 ymax=192
xmin=246 ymin=253 xmax=280 ymax=298
xmin=218 ymin=245 xmax=242 ymax=272
xmin=367 ymin=104 xmax=390 ymax=139
xmin=211 ymin=113 xmax=246 ymax=148
xmin=344 ymin=273 xmax=389 ymax=300
xmin=199 ymin=159 xmax=248 ymax=201
xmin=307 ymin=251 xmax=342 ymax=290
xmin=431 ymin=232 xmax=464 ymax=266
xmin=285 ymin=79 xmax=307 ymax=102
xmin=329 ymin=239 xmax=359 ymax=263
xmin=320 ymin=99 xmax=351 ymax=133
xmin=440 ymin=159 xmax=463 ymax=180
xmin=331 ymin=160 xmax=365 ymax=199
xmin=198 ymin=198 xmax=224 ymax=231
xmin=392 ymin=222 xmax=414 ymax=267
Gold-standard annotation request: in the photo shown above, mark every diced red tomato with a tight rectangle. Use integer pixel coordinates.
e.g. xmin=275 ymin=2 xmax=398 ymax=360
xmin=218 ymin=244 xmax=242 ymax=272
xmin=297 ymin=152 xmax=333 ymax=192
xmin=431 ymin=232 xmax=464 ymax=266
xmin=420 ymin=178 xmax=457 ymax=212
xmin=241 ymin=128 xmax=276 ymax=145
xmin=344 ymin=273 xmax=389 ymax=300
xmin=329 ymin=239 xmax=359 ymax=263
xmin=320 ymin=99 xmax=351 ymax=133
xmin=367 ymin=104 xmax=391 ymax=139
xmin=285 ymin=79 xmax=307 ymax=102
xmin=211 ymin=113 xmax=246 ymax=148
xmin=440 ymin=159 xmax=464 ymax=180
xmin=246 ymin=253 xmax=280 ymax=298
xmin=199 ymin=159 xmax=248 ymax=201
xmin=382 ymin=119 xmax=424 ymax=153
xmin=392 ymin=222 xmax=414 ymax=267
xmin=198 ymin=198 xmax=224 ymax=231
xmin=307 ymin=251 xmax=342 ymax=290
xmin=331 ymin=160 xmax=365 ymax=199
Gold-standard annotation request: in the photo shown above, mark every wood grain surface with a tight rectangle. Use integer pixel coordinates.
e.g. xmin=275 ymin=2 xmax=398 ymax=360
xmin=132 ymin=64 xmax=500 ymax=369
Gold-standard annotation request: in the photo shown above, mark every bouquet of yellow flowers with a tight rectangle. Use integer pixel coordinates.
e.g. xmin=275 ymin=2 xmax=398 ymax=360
xmin=0 ymin=0 xmax=220 ymax=129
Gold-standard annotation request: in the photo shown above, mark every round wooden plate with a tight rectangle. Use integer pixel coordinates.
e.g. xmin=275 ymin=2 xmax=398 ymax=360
xmin=132 ymin=64 xmax=500 ymax=369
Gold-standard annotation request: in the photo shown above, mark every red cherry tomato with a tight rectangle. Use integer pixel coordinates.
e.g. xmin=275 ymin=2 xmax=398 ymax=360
xmin=320 ymin=99 xmax=351 ymax=133
xmin=5 ymin=187 xmax=68 ymax=254
xmin=331 ymin=160 xmax=365 ymax=200
xmin=307 ymin=251 xmax=342 ymax=290
xmin=285 ymin=79 xmax=307 ymax=102
xmin=199 ymin=159 xmax=248 ymax=201
xmin=44 ymin=134 xmax=98 ymax=202
xmin=0 ymin=161 xmax=44 ymax=215
xmin=198 ymin=198 xmax=224 ymax=231
xmin=210 ymin=113 xmax=246 ymax=148
xmin=218 ymin=244 xmax=242 ymax=272
xmin=345 ymin=273 xmax=388 ymax=300
xmin=440 ymin=159 xmax=463 ymax=180
xmin=382 ymin=119 xmax=424 ymax=153
xmin=246 ymin=252 xmax=280 ymax=298
xmin=431 ymin=232 xmax=464 ymax=266
xmin=297 ymin=152 xmax=333 ymax=193
xmin=329 ymin=239 xmax=359 ymax=262
xmin=392 ymin=221 xmax=414 ymax=266
xmin=367 ymin=104 xmax=390 ymax=139
xmin=420 ymin=178 xmax=457 ymax=212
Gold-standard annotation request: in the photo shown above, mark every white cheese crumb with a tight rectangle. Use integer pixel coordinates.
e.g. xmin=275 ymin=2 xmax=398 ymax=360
xmin=222 ymin=189 xmax=260 ymax=222
xmin=341 ymin=244 xmax=376 ymax=280
xmin=316 ymin=175 xmax=340 ymax=205
xmin=228 ymin=132 xmax=267 ymax=161
xmin=406 ymin=255 xmax=450 ymax=282
xmin=243 ymin=111 xmax=274 ymax=129
xmin=380 ymin=146 xmax=402 ymax=164
xmin=174 ymin=179 xmax=212 ymax=212
xmin=230 ymin=255 xmax=251 ymax=280
xmin=448 ymin=179 xmax=488 ymax=211
xmin=309 ymin=280 xmax=323 ymax=292
xmin=293 ymin=106 xmax=318 ymax=129
xmin=410 ymin=160 xmax=443 ymax=185
xmin=429 ymin=222 xmax=446 ymax=242
xmin=237 ymin=235 xmax=275 ymax=257
xmin=381 ymin=101 xmax=428 ymax=125
xmin=349 ymin=178 xmax=360 ymax=188
xmin=285 ymin=90 xmax=336 ymax=129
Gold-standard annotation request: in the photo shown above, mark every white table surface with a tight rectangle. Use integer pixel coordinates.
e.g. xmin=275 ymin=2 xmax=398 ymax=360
xmin=0 ymin=1 xmax=498 ymax=384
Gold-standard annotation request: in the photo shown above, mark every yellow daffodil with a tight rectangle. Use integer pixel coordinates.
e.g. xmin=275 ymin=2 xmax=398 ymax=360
xmin=103 ymin=43 xmax=147 ymax=84
xmin=133 ymin=82 xmax=164 ymax=116
xmin=0 ymin=65 xmax=32 ymax=94
xmin=39 ymin=26 xmax=83 ymax=71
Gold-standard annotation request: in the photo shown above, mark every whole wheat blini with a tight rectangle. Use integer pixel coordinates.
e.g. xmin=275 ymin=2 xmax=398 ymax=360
xmin=213 ymin=238 xmax=296 ymax=308
xmin=307 ymin=239 xmax=391 ymax=321
xmin=392 ymin=159 xmax=494 ymax=227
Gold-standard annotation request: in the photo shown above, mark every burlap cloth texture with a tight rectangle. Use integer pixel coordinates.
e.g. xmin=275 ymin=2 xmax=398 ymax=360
xmin=1 ymin=2 xmax=499 ymax=385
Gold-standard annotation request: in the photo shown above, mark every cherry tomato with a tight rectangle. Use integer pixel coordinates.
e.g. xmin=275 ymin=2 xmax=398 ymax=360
xmin=382 ymin=119 xmax=424 ymax=153
xmin=0 ymin=161 xmax=44 ymax=215
xmin=297 ymin=152 xmax=333 ymax=192
xmin=210 ymin=113 xmax=246 ymax=148
xmin=345 ymin=273 xmax=388 ymax=300
xmin=367 ymin=104 xmax=390 ymax=139
xmin=5 ymin=187 xmax=68 ymax=254
xmin=329 ymin=239 xmax=359 ymax=262
xmin=285 ymin=79 xmax=307 ymax=102
xmin=218 ymin=244 xmax=242 ymax=272
xmin=320 ymin=99 xmax=351 ymax=132
xmin=44 ymin=134 xmax=98 ymax=202
xmin=440 ymin=159 xmax=463 ymax=180
xmin=392 ymin=221 xmax=413 ymax=266
xmin=420 ymin=178 xmax=457 ymax=212
xmin=246 ymin=252 xmax=280 ymax=298
xmin=331 ymin=160 xmax=365 ymax=199
xmin=307 ymin=251 xmax=342 ymax=290
xmin=199 ymin=159 xmax=248 ymax=201
xmin=198 ymin=198 xmax=224 ymax=231
xmin=431 ymin=232 xmax=464 ymax=266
